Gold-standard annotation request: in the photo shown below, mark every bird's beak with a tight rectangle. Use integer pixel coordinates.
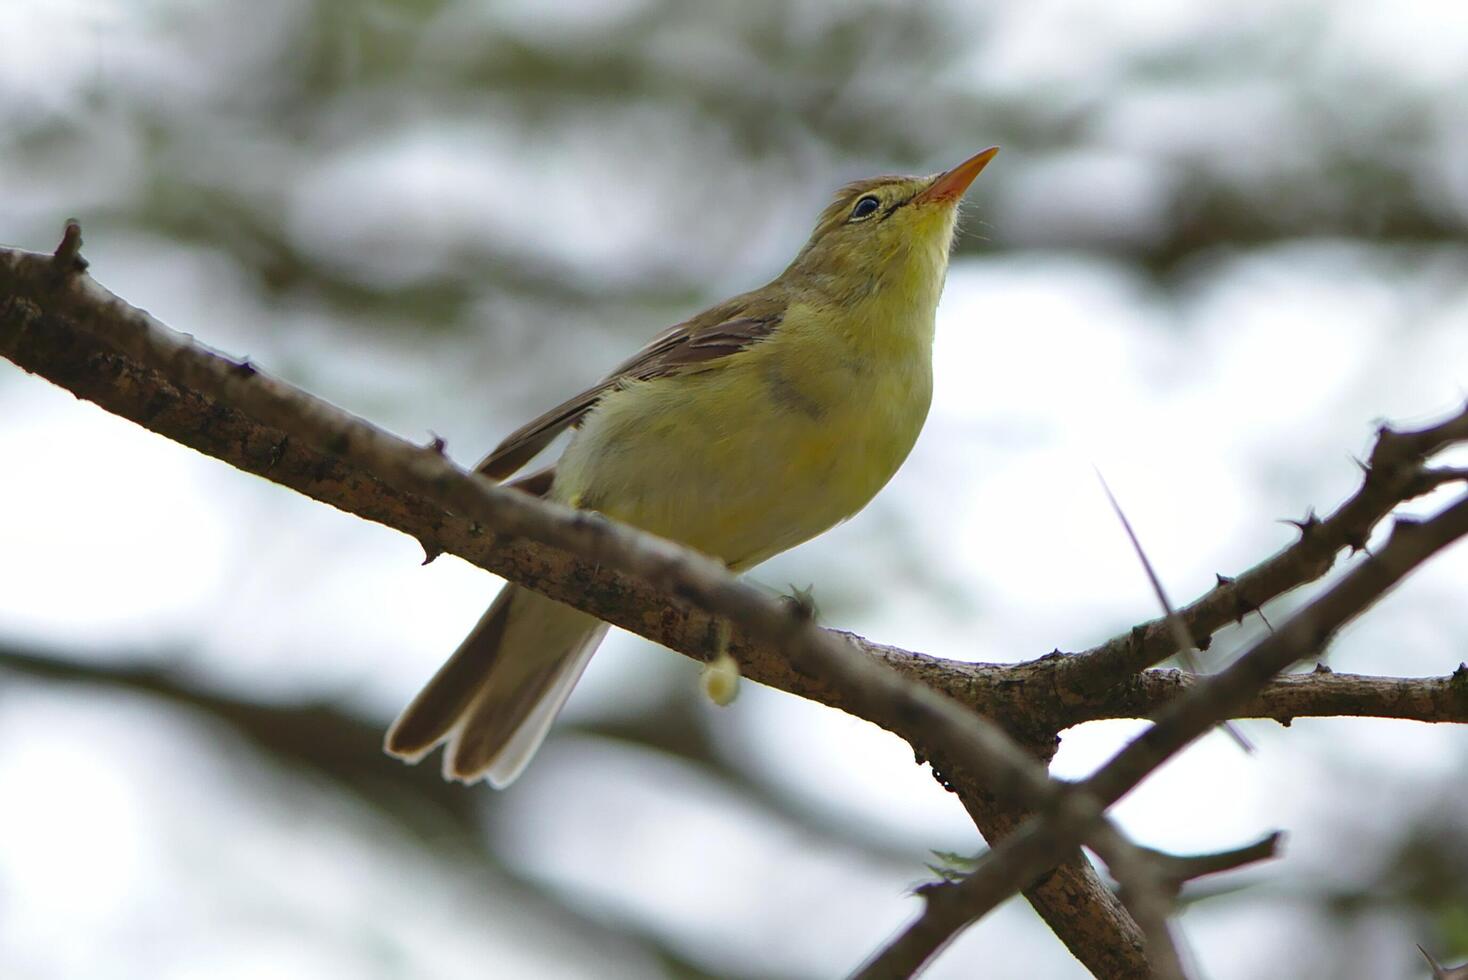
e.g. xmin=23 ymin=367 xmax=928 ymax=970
xmin=915 ymin=146 xmax=999 ymax=205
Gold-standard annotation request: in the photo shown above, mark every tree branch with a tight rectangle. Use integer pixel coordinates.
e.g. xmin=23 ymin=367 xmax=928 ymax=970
xmin=866 ymin=495 xmax=1468 ymax=977
xmin=6 ymin=229 xmax=1466 ymax=979
xmin=1084 ymin=495 xmax=1468 ymax=807
xmin=0 ymin=235 xmax=1151 ymax=977
xmin=1068 ymin=664 xmax=1468 ymax=727
xmin=0 ymin=240 xmax=1067 ymax=806
xmin=1136 ymin=832 xmax=1283 ymax=890
xmin=1051 ymin=404 xmax=1468 ymax=697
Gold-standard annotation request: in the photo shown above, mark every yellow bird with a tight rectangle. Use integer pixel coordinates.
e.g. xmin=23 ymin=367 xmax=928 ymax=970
xmin=386 ymin=147 xmax=1000 ymax=786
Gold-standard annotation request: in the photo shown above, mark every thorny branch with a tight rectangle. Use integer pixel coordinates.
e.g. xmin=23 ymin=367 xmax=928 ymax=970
xmin=4 ymin=227 xmax=1467 ymax=978
xmin=1055 ymin=406 xmax=1468 ymax=698
xmin=0 ymin=232 xmax=1145 ymax=976
xmin=871 ymin=494 xmax=1468 ymax=977
xmin=1083 ymin=495 xmax=1468 ymax=807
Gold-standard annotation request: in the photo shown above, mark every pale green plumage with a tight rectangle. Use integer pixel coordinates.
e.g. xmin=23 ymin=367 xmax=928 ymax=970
xmin=386 ymin=151 xmax=993 ymax=786
xmin=556 ymin=221 xmax=953 ymax=567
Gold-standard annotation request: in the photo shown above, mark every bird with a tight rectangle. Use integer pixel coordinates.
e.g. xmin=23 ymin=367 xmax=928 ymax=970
xmin=385 ymin=147 xmax=1000 ymax=786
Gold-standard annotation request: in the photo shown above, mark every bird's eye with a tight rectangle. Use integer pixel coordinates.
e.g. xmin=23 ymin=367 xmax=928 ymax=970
xmin=850 ymin=195 xmax=881 ymax=220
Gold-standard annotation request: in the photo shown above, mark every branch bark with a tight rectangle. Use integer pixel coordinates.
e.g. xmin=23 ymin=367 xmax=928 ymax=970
xmin=1067 ymin=665 xmax=1468 ymax=727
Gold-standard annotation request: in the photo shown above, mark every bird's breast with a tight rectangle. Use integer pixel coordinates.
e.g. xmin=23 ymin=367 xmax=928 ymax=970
xmin=555 ymin=303 xmax=934 ymax=569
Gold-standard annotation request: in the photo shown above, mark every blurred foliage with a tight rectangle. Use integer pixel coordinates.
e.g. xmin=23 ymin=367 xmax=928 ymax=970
xmin=4 ymin=1 xmax=1468 ymax=976
xmin=0 ymin=639 xmax=913 ymax=978
xmin=6 ymin=0 xmax=1466 ymax=344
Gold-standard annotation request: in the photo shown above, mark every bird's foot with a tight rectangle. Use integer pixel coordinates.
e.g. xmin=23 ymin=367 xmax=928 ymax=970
xmin=781 ymin=583 xmax=820 ymax=622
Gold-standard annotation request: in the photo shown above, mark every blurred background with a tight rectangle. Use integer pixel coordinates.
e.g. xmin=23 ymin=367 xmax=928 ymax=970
xmin=3 ymin=1 xmax=1468 ymax=977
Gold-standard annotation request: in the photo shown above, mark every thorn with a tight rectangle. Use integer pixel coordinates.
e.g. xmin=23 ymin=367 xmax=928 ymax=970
xmin=425 ymin=432 xmax=448 ymax=455
xmin=1275 ymin=716 xmax=1293 ymax=728
xmin=1095 ymin=471 xmax=1199 ymax=658
xmin=420 ymin=541 xmax=442 ymax=565
xmin=1415 ymin=944 xmax=1468 ymax=980
xmin=1225 ymin=719 xmax=1256 ymax=753
xmin=1228 ymin=583 xmax=1264 ymax=627
xmin=1312 ymin=662 xmax=1333 ymax=674
xmin=1282 ymin=509 xmax=1320 ymax=539
xmin=1215 ymin=572 xmax=1235 ymax=587
xmin=1094 ymin=472 xmax=1255 ymax=752
xmin=231 ymin=357 xmax=257 ymax=378
xmin=1350 ymin=454 xmax=1370 ymax=476
xmin=1343 ymin=529 xmax=1371 ymax=554
xmin=52 ymin=219 xmax=88 ymax=273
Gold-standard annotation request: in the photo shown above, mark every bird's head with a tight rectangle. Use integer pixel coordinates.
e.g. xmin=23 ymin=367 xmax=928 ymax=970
xmin=784 ymin=147 xmax=998 ymax=304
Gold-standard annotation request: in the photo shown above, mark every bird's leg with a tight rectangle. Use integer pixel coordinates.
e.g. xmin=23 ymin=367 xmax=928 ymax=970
xmin=781 ymin=583 xmax=821 ymax=622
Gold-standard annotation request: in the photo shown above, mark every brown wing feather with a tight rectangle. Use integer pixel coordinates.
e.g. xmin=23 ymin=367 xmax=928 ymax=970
xmin=476 ymin=291 xmax=786 ymax=480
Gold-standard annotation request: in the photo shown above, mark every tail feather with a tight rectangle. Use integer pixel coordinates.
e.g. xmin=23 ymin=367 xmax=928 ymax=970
xmin=449 ymin=620 xmax=607 ymax=787
xmin=384 ymin=588 xmax=516 ymax=760
xmin=385 ymin=586 xmax=604 ymax=787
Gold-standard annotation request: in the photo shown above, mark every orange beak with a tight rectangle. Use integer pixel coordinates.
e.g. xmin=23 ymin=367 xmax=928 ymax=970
xmin=914 ymin=146 xmax=999 ymax=205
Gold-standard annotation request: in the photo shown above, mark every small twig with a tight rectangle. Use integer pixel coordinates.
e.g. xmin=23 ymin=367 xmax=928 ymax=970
xmin=1084 ymin=832 xmax=1280 ymax=980
xmin=1141 ymin=832 xmax=1282 ymax=891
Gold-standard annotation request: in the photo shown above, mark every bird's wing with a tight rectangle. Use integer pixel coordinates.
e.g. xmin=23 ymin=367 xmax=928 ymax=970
xmin=476 ymin=294 xmax=785 ymax=481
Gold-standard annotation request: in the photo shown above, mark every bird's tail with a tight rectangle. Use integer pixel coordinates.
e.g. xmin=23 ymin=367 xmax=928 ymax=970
xmin=385 ymin=585 xmax=606 ymax=787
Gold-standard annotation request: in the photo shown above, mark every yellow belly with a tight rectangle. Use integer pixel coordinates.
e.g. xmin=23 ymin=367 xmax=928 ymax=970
xmin=551 ymin=306 xmax=934 ymax=570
